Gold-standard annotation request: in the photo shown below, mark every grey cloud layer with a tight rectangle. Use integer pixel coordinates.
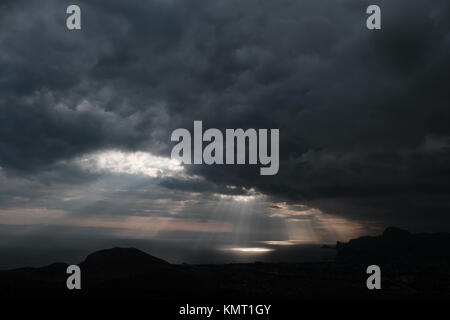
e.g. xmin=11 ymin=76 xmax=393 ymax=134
xmin=0 ymin=0 xmax=450 ymax=229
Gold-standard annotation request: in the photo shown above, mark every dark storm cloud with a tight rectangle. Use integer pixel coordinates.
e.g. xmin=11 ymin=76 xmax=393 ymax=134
xmin=0 ymin=0 xmax=449 ymax=228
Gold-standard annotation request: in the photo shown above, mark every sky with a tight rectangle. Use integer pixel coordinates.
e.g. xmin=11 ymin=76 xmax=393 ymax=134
xmin=0 ymin=0 xmax=450 ymax=266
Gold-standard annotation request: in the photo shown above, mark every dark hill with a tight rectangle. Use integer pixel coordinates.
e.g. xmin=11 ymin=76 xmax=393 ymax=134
xmin=335 ymin=227 xmax=450 ymax=264
xmin=81 ymin=247 xmax=169 ymax=270
xmin=78 ymin=247 xmax=197 ymax=299
xmin=2 ymin=229 xmax=450 ymax=299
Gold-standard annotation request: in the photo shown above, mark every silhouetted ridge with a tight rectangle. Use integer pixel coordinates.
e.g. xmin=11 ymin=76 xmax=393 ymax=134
xmin=2 ymin=239 xmax=450 ymax=299
xmin=382 ymin=226 xmax=412 ymax=239
xmin=335 ymin=227 xmax=450 ymax=264
xmin=82 ymin=247 xmax=169 ymax=267
xmin=80 ymin=247 xmax=173 ymax=281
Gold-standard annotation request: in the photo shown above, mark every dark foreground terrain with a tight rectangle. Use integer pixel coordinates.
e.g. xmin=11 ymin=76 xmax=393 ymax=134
xmin=1 ymin=227 xmax=450 ymax=299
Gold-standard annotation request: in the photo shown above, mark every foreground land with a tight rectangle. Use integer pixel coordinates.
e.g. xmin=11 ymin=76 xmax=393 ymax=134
xmin=1 ymin=227 xmax=450 ymax=299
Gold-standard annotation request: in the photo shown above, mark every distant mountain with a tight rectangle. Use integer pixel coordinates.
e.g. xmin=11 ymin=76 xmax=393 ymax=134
xmin=81 ymin=247 xmax=171 ymax=280
xmin=82 ymin=247 xmax=170 ymax=267
xmin=335 ymin=227 xmax=450 ymax=264
xmin=2 ymin=230 xmax=450 ymax=299
xmin=0 ymin=247 xmax=196 ymax=299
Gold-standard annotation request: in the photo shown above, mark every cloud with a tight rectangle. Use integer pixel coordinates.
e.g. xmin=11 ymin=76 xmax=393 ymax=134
xmin=0 ymin=0 xmax=449 ymax=234
xmin=73 ymin=149 xmax=183 ymax=177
